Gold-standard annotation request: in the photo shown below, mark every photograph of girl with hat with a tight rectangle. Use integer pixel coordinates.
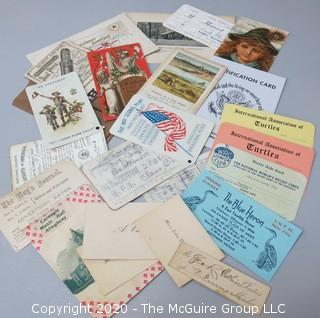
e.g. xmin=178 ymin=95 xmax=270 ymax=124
xmin=215 ymin=17 xmax=287 ymax=71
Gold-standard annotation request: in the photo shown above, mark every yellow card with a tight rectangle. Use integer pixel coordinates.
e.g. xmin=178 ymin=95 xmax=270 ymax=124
xmin=221 ymin=104 xmax=315 ymax=148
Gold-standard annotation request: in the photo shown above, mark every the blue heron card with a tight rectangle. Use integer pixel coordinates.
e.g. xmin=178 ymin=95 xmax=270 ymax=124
xmin=181 ymin=169 xmax=302 ymax=281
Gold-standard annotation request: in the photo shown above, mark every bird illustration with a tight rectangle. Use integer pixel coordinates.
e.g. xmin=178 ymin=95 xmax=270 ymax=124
xmin=255 ymin=227 xmax=278 ymax=272
xmin=183 ymin=190 xmax=218 ymax=212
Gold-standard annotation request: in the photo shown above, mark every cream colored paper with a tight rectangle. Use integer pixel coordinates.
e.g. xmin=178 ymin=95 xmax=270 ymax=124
xmin=134 ymin=196 xmax=224 ymax=287
xmin=83 ymin=202 xmax=159 ymax=260
xmin=169 ymin=241 xmax=270 ymax=314
xmin=0 ymin=160 xmax=89 ymax=251
xmin=78 ymin=247 xmax=155 ymax=296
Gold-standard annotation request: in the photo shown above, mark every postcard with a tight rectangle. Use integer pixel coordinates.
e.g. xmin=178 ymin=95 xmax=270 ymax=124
xmin=0 ymin=160 xmax=89 ymax=251
xmin=87 ymin=43 xmax=151 ymax=121
xmin=169 ymin=241 xmax=270 ymax=312
xmin=26 ymin=13 xmax=159 ymax=65
xmin=206 ymin=144 xmax=307 ymax=220
xmin=110 ymin=94 xmax=213 ymax=163
xmin=127 ymin=12 xmax=235 ymax=63
xmin=196 ymin=57 xmax=286 ymax=147
xmin=139 ymin=50 xmax=226 ymax=113
xmin=182 ymin=170 xmax=303 ymax=281
xmin=143 ymin=152 xmax=209 ymax=202
xmin=134 ymin=196 xmax=224 ymax=287
xmin=26 ymin=72 xmax=101 ymax=149
xmin=163 ymin=5 xmax=234 ymax=49
xmin=82 ymin=142 xmax=189 ymax=209
xmin=10 ymin=130 xmax=107 ymax=189
xmin=25 ymin=41 xmax=94 ymax=95
xmin=83 ymin=202 xmax=159 ymax=260
xmin=215 ymin=17 xmax=288 ymax=71
xmin=208 ymin=123 xmax=314 ymax=179
xmin=26 ymin=196 xmax=163 ymax=317
xmin=221 ymin=104 xmax=315 ymax=148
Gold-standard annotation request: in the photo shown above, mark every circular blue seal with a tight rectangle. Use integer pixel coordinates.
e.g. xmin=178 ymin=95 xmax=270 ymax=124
xmin=212 ymin=146 xmax=234 ymax=168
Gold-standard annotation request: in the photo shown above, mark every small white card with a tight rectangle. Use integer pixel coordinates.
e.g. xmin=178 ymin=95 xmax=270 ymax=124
xmin=82 ymin=142 xmax=189 ymax=209
xmin=163 ymin=5 xmax=233 ymax=49
xmin=83 ymin=203 xmax=159 ymax=260
xmin=26 ymin=72 xmax=101 ymax=149
xmin=110 ymin=94 xmax=213 ymax=163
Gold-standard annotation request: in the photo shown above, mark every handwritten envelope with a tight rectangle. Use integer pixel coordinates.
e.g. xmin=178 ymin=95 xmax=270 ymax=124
xmin=196 ymin=57 xmax=286 ymax=148
xmin=134 ymin=196 xmax=224 ymax=287
xmin=163 ymin=5 xmax=234 ymax=49
xmin=26 ymin=72 xmax=101 ymax=149
xmin=169 ymin=241 xmax=270 ymax=313
xmin=0 ymin=160 xmax=89 ymax=251
xmin=82 ymin=141 xmax=189 ymax=210
xmin=83 ymin=202 xmax=159 ymax=260
xmin=182 ymin=170 xmax=303 ymax=281
xmin=110 ymin=94 xmax=214 ymax=163
xmin=221 ymin=104 xmax=315 ymax=148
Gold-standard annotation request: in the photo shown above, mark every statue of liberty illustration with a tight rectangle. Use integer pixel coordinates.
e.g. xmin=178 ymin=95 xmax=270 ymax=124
xmin=183 ymin=190 xmax=218 ymax=212
xmin=255 ymin=227 xmax=278 ymax=272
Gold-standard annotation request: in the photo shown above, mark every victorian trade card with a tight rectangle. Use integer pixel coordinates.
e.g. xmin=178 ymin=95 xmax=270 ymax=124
xmin=87 ymin=43 xmax=151 ymax=121
xmin=215 ymin=17 xmax=288 ymax=71
xmin=27 ymin=13 xmax=159 ymax=66
xmin=163 ymin=5 xmax=234 ymax=49
xmin=140 ymin=50 xmax=226 ymax=113
xmin=25 ymin=41 xmax=94 ymax=94
xmin=196 ymin=56 xmax=286 ymax=147
xmin=26 ymin=72 xmax=101 ymax=149
xmin=10 ymin=130 xmax=107 ymax=189
xmin=110 ymin=94 xmax=214 ymax=163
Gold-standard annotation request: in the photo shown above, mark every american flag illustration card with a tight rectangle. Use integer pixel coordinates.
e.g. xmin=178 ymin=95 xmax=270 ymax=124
xmin=110 ymin=94 xmax=214 ymax=163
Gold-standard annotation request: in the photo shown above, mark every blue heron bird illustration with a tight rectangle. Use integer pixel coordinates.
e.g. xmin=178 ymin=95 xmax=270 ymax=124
xmin=183 ymin=190 xmax=217 ymax=212
xmin=255 ymin=227 xmax=278 ymax=272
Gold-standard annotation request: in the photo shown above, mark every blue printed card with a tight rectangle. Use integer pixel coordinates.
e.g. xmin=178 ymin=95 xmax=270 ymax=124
xmin=181 ymin=170 xmax=302 ymax=281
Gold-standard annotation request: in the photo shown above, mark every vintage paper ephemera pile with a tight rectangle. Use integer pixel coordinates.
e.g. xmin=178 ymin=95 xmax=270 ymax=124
xmin=206 ymin=123 xmax=313 ymax=220
xmin=110 ymin=95 xmax=213 ymax=163
xmin=26 ymin=72 xmax=101 ymax=149
xmin=0 ymin=160 xmax=89 ymax=251
xmin=83 ymin=202 xmax=159 ymax=260
xmin=10 ymin=130 xmax=107 ymax=189
xmin=182 ymin=170 xmax=302 ymax=281
xmin=221 ymin=104 xmax=315 ymax=147
xmin=163 ymin=5 xmax=234 ymax=49
xmin=25 ymin=41 xmax=94 ymax=94
xmin=134 ymin=196 xmax=224 ymax=287
xmin=196 ymin=57 xmax=286 ymax=147
xmin=26 ymin=197 xmax=163 ymax=318
xmin=215 ymin=17 xmax=288 ymax=72
xmin=87 ymin=43 xmax=151 ymax=121
xmin=169 ymin=242 xmax=270 ymax=313
xmin=26 ymin=13 xmax=159 ymax=65
xmin=82 ymin=142 xmax=189 ymax=209
xmin=139 ymin=50 xmax=226 ymax=113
